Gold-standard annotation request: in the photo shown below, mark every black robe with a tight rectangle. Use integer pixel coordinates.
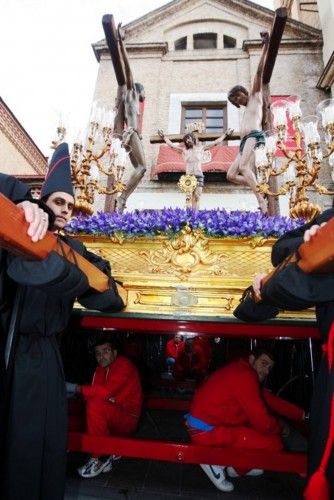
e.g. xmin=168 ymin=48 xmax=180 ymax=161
xmin=0 ymin=174 xmax=124 ymax=500
xmin=271 ymin=208 xmax=334 ymax=493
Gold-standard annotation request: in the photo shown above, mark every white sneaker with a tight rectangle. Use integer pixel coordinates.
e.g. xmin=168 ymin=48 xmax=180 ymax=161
xmin=200 ymin=464 xmax=234 ymax=492
xmin=78 ymin=457 xmax=113 ymax=478
xmin=101 ymin=456 xmax=113 ymax=473
xmin=101 ymin=455 xmax=122 ymax=473
xmin=227 ymin=466 xmax=264 ymax=478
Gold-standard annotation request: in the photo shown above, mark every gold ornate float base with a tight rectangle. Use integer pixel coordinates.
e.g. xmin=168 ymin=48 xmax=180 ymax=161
xmin=76 ymin=228 xmax=314 ymax=319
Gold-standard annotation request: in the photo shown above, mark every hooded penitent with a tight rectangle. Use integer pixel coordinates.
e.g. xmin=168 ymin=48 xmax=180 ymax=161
xmin=40 ymin=142 xmax=74 ymax=198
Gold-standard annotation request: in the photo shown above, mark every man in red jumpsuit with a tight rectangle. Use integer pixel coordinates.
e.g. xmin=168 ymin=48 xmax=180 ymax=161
xmin=73 ymin=338 xmax=142 ymax=478
xmin=186 ymin=348 xmax=305 ymax=492
xmin=165 ymin=334 xmax=185 ymax=374
xmin=174 ymin=336 xmax=209 ymax=382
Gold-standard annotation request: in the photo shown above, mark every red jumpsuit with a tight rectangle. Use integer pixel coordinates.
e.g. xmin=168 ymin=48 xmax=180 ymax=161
xmin=174 ymin=342 xmax=208 ymax=382
xmin=165 ymin=338 xmax=185 ymax=360
xmin=80 ymin=355 xmax=142 ymax=439
xmin=188 ymin=359 xmax=304 ymax=466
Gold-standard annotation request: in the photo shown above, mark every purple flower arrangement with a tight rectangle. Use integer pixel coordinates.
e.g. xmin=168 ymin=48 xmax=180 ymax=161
xmin=65 ymin=208 xmax=304 ymax=239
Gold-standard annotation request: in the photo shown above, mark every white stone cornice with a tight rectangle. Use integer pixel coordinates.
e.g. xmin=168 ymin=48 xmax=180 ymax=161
xmin=93 ymin=42 xmax=168 ymax=62
xmin=242 ymin=38 xmax=323 ymax=53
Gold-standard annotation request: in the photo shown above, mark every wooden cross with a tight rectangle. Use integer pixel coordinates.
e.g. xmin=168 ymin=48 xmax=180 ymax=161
xmin=150 ymin=132 xmax=240 ymax=143
xmin=102 ymin=14 xmax=126 ymax=86
xmin=262 ymin=7 xmax=287 ymax=215
xmin=102 ymin=14 xmax=125 ymax=212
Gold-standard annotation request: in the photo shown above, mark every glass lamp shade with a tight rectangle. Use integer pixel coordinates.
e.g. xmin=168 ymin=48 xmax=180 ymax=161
xmin=286 ymin=96 xmax=302 ymax=120
xmin=271 ymin=99 xmax=288 ymax=128
xmin=316 ymin=98 xmax=334 ymax=127
xmin=90 ymin=164 xmax=100 ymax=182
xmin=300 ymin=115 xmax=320 ymax=146
xmin=101 ymin=109 xmax=115 ymax=129
xmin=110 ymin=135 xmax=123 ymax=156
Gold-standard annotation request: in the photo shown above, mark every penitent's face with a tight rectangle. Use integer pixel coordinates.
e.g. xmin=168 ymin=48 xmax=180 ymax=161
xmin=94 ymin=343 xmax=117 ymax=369
xmin=46 ymin=191 xmax=74 ymax=230
xmin=249 ymin=353 xmax=274 ymax=383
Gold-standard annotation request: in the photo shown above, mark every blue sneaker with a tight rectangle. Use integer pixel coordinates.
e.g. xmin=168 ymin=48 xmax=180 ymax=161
xmin=200 ymin=464 xmax=234 ymax=492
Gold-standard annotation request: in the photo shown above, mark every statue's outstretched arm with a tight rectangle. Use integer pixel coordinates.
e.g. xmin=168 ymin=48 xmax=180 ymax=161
xmin=252 ymin=31 xmax=269 ymax=95
xmin=158 ymin=129 xmax=183 ymax=153
xmin=118 ymin=23 xmax=133 ymax=89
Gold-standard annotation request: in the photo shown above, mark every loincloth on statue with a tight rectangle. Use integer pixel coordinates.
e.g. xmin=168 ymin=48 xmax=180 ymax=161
xmin=239 ymin=130 xmax=266 ymax=155
xmin=122 ymin=127 xmax=141 ymax=147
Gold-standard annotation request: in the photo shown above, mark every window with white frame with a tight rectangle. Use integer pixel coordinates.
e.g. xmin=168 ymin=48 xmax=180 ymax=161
xmin=181 ymin=104 xmax=226 ymax=133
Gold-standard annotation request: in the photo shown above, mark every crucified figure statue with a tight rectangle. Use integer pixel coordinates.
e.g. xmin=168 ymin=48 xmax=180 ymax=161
xmin=226 ymin=31 xmax=270 ymax=214
xmin=158 ymin=129 xmax=232 ymax=211
xmin=113 ymin=24 xmax=146 ymax=213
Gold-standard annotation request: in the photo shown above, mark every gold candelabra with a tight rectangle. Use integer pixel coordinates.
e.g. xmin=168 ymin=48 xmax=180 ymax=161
xmin=52 ymin=104 xmax=129 ymax=215
xmin=256 ymin=97 xmax=334 ymax=221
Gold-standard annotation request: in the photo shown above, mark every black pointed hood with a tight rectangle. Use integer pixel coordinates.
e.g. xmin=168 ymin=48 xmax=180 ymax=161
xmin=40 ymin=143 xmax=74 ymax=199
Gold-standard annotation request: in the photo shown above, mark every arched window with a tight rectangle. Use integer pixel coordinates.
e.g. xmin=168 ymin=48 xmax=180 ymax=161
xmin=174 ymin=36 xmax=187 ymax=50
xmin=223 ymin=35 xmax=236 ymax=48
xmin=193 ymin=33 xmax=217 ymax=49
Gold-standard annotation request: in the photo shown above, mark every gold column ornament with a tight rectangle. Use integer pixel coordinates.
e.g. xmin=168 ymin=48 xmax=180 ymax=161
xmin=256 ymin=97 xmax=334 ymax=221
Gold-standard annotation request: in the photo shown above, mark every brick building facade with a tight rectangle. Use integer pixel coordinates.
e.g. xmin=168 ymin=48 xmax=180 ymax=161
xmin=0 ymin=97 xmax=47 ymax=195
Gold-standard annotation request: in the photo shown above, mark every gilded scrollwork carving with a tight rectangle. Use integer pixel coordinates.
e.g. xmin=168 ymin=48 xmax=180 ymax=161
xmin=140 ymin=225 xmax=228 ymax=279
xmin=248 ymin=237 xmax=270 ymax=249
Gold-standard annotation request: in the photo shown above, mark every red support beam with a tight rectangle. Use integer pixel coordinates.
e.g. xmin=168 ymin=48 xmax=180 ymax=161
xmin=71 ymin=312 xmax=320 ymax=340
xmin=68 ymin=432 xmax=307 ymax=475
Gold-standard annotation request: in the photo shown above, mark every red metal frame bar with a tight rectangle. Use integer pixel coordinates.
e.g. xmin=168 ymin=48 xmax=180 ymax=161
xmin=71 ymin=313 xmax=319 ymax=339
xmin=68 ymin=432 xmax=306 ymax=474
